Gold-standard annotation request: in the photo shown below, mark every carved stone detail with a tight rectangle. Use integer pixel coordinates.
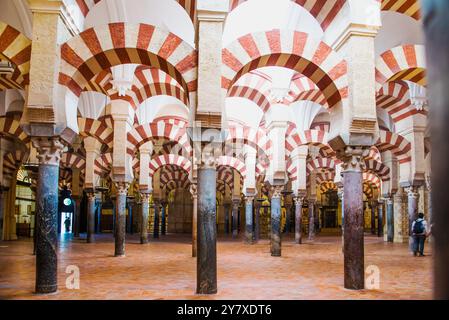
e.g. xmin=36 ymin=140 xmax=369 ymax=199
xmin=341 ymin=146 xmax=369 ymax=172
xmin=271 ymin=185 xmax=284 ymax=199
xmin=31 ymin=137 xmax=64 ymax=166
xmin=245 ymin=196 xmax=254 ymax=205
xmin=189 ymin=183 xmax=198 ymax=199
xmin=115 ymin=182 xmax=130 ymax=196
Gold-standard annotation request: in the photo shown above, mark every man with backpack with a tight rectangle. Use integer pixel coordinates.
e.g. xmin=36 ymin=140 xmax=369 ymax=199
xmin=411 ymin=212 xmax=428 ymax=256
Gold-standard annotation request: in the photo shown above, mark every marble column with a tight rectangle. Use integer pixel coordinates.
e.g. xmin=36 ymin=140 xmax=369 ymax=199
xmin=196 ymin=163 xmax=217 ymax=294
xmin=294 ymin=196 xmax=304 ymax=244
xmin=406 ymin=186 xmax=419 ymax=250
xmin=140 ymin=193 xmax=150 ymax=244
xmin=386 ymin=197 xmax=394 ymax=242
xmin=231 ymin=199 xmax=240 ymax=238
xmin=190 ymin=184 xmax=198 ymax=258
xmin=224 ymin=203 xmax=230 ymax=234
xmin=342 ymin=147 xmax=366 ymax=290
xmin=86 ymin=191 xmax=96 ymax=243
xmin=32 ymin=137 xmax=63 ymax=294
xmin=308 ymin=199 xmax=316 ymax=241
xmin=161 ymin=202 xmax=167 ymax=235
xmin=370 ymin=201 xmax=376 ymax=235
xmin=245 ymin=196 xmax=254 ymax=244
xmin=73 ymin=196 xmax=81 ymax=238
xmin=285 ymin=203 xmax=292 ymax=234
xmin=254 ymin=199 xmax=261 ymax=242
xmin=270 ymin=186 xmax=283 ymax=257
xmin=377 ymin=201 xmax=384 ymax=237
xmin=114 ymin=182 xmax=129 ymax=257
xmin=153 ymin=200 xmax=160 ymax=239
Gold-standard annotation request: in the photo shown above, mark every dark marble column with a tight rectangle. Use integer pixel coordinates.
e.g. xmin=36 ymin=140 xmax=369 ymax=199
xmin=245 ymin=196 xmax=254 ymax=244
xmin=190 ymin=184 xmax=198 ymax=257
xmin=114 ymin=182 xmax=129 ymax=257
xmin=126 ymin=201 xmax=132 ymax=234
xmin=377 ymin=200 xmax=384 ymax=237
xmin=231 ymin=198 xmax=239 ymax=238
xmin=308 ymin=199 xmax=316 ymax=241
xmin=196 ymin=165 xmax=217 ymax=294
xmin=370 ymin=200 xmax=376 ymax=235
xmin=140 ymin=193 xmax=150 ymax=244
xmin=342 ymin=148 xmax=365 ymax=290
xmin=294 ymin=196 xmax=304 ymax=244
xmin=73 ymin=196 xmax=81 ymax=238
xmin=254 ymin=199 xmax=261 ymax=242
xmin=161 ymin=202 xmax=166 ymax=235
xmin=422 ymin=1 xmax=449 ymax=298
xmin=86 ymin=191 xmax=96 ymax=243
xmin=270 ymin=186 xmax=283 ymax=257
xmin=32 ymin=137 xmax=63 ymax=294
xmin=284 ymin=203 xmax=292 ymax=234
xmin=386 ymin=197 xmax=394 ymax=242
xmin=153 ymin=200 xmax=160 ymax=239
xmin=224 ymin=203 xmax=230 ymax=234
xmin=406 ymin=186 xmax=419 ymax=249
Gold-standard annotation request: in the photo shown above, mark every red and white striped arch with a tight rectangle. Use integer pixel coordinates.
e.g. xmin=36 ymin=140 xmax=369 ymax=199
xmin=78 ymin=118 xmax=113 ymax=149
xmin=83 ymin=69 xmax=112 ymax=94
xmin=306 ymin=157 xmax=336 ymax=175
xmin=222 ymin=30 xmax=348 ymax=108
xmin=376 ymin=130 xmax=412 ymax=163
xmin=363 ymin=172 xmax=381 ymax=190
xmin=217 ymin=156 xmax=247 ymax=181
xmin=380 ymin=0 xmax=420 ymax=20
xmin=364 ymin=159 xmax=390 ymax=181
xmin=60 ymin=153 xmax=86 ymax=170
xmin=227 ymin=85 xmax=271 ymax=113
xmin=0 ymin=117 xmax=29 ymax=144
xmin=365 ymin=146 xmax=382 ymax=162
xmin=285 ymin=126 xmax=335 ymax=158
xmin=75 ymin=0 xmax=197 ymax=25
xmin=59 ymin=23 xmax=197 ymax=99
xmin=376 ymin=81 xmax=427 ymax=123
xmin=94 ymin=152 xmax=112 ymax=176
xmin=375 ymin=45 xmax=426 ymax=90
xmin=148 ymin=154 xmax=191 ymax=177
xmin=363 ymin=182 xmax=375 ymax=199
xmin=228 ymin=0 xmax=348 ymax=31
xmin=226 ymin=125 xmax=272 ymax=157
xmin=127 ymin=122 xmax=192 ymax=156
xmin=289 ymin=74 xmax=328 ymax=107
xmin=315 ymin=171 xmax=336 ymax=185
xmin=2 ymin=149 xmax=28 ymax=176
xmin=0 ymin=22 xmax=32 ymax=88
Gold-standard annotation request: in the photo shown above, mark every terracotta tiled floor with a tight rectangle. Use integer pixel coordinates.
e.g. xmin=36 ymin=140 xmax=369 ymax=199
xmin=0 ymin=233 xmax=433 ymax=300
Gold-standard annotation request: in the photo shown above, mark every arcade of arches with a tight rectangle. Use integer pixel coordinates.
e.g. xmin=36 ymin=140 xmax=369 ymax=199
xmin=0 ymin=0 xmax=438 ymax=299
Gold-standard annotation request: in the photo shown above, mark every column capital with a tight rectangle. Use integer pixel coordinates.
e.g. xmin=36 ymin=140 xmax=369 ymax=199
xmin=340 ymin=146 xmax=369 ymax=173
xmin=140 ymin=192 xmax=151 ymax=203
xmin=294 ymin=196 xmax=305 ymax=206
xmin=189 ymin=183 xmax=198 ymax=199
xmin=31 ymin=137 xmax=64 ymax=165
xmin=114 ymin=181 xmax=130 ymax=196
xmin=245 ymin=196 xmax=254 ymax=205
xmin=86 ymin=190 xmax=96 ymax=201
xmin=270 ymin=185 xmax=284 ymax=199
xmin=405 ymin=186 xmax=419 ymax=198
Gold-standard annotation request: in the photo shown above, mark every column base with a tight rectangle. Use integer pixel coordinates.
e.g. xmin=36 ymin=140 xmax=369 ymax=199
xmin=35 ymin=284 xmax=57 ymax=294
xmin=140 ymin=238 xmax=148 ymax=244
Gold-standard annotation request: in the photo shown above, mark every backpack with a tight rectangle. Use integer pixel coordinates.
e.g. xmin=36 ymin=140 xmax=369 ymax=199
xmin=413 ymin=219 xmax=425 ymax=234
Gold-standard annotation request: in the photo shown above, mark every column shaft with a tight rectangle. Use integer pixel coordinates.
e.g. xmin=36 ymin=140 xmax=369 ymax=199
xmin=140 ymin=194 xmax=150 ymax=244
xmin=114 ymin=184 xmax=128 ymax=257
xmin=86 ymin=192 xmax=96 ymax=243
xmin=254 ymin=202 xmax=261 ymax=242
xmin=308 ymin=201 xmax=315 ymax=241
xmin=270 ymin=187 xmax=282 ymax=257
xmin=245 ymin=197 xmax=254 ymax=244
xmin=294 ymin=198 xmax=303 ymax=244
xmin=407 ymin=188 xmax=419 ymax=249
xmin=343 ymin=169 xmax=364 ymax=290
xmin=153 ymin=202 xmax=160 ymax=238
xmin=377 ymin=202 xmax=384 ymax=237
xmin=35 ymin=163 xmax=59 ymax=293
xmin=386 ymin=198 xmax=394 ymax=242
xmin=231 ymin=200 xmax=239 ymax=238
xmin=161 ymin=204 xmax=166 ymax=235
xmin=371 ymin=202 xmax=376 ymax=235
xmin=196 ymin=167 xmax=217 ymax=294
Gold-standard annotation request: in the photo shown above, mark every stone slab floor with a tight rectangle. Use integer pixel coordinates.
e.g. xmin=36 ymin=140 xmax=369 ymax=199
xmin=0 ymin=234 xmax=432 ymax=300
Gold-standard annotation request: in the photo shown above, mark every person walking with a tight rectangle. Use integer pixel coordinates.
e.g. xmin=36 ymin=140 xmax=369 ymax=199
xmin=411 ymin=213 xmax=428 ymax=257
